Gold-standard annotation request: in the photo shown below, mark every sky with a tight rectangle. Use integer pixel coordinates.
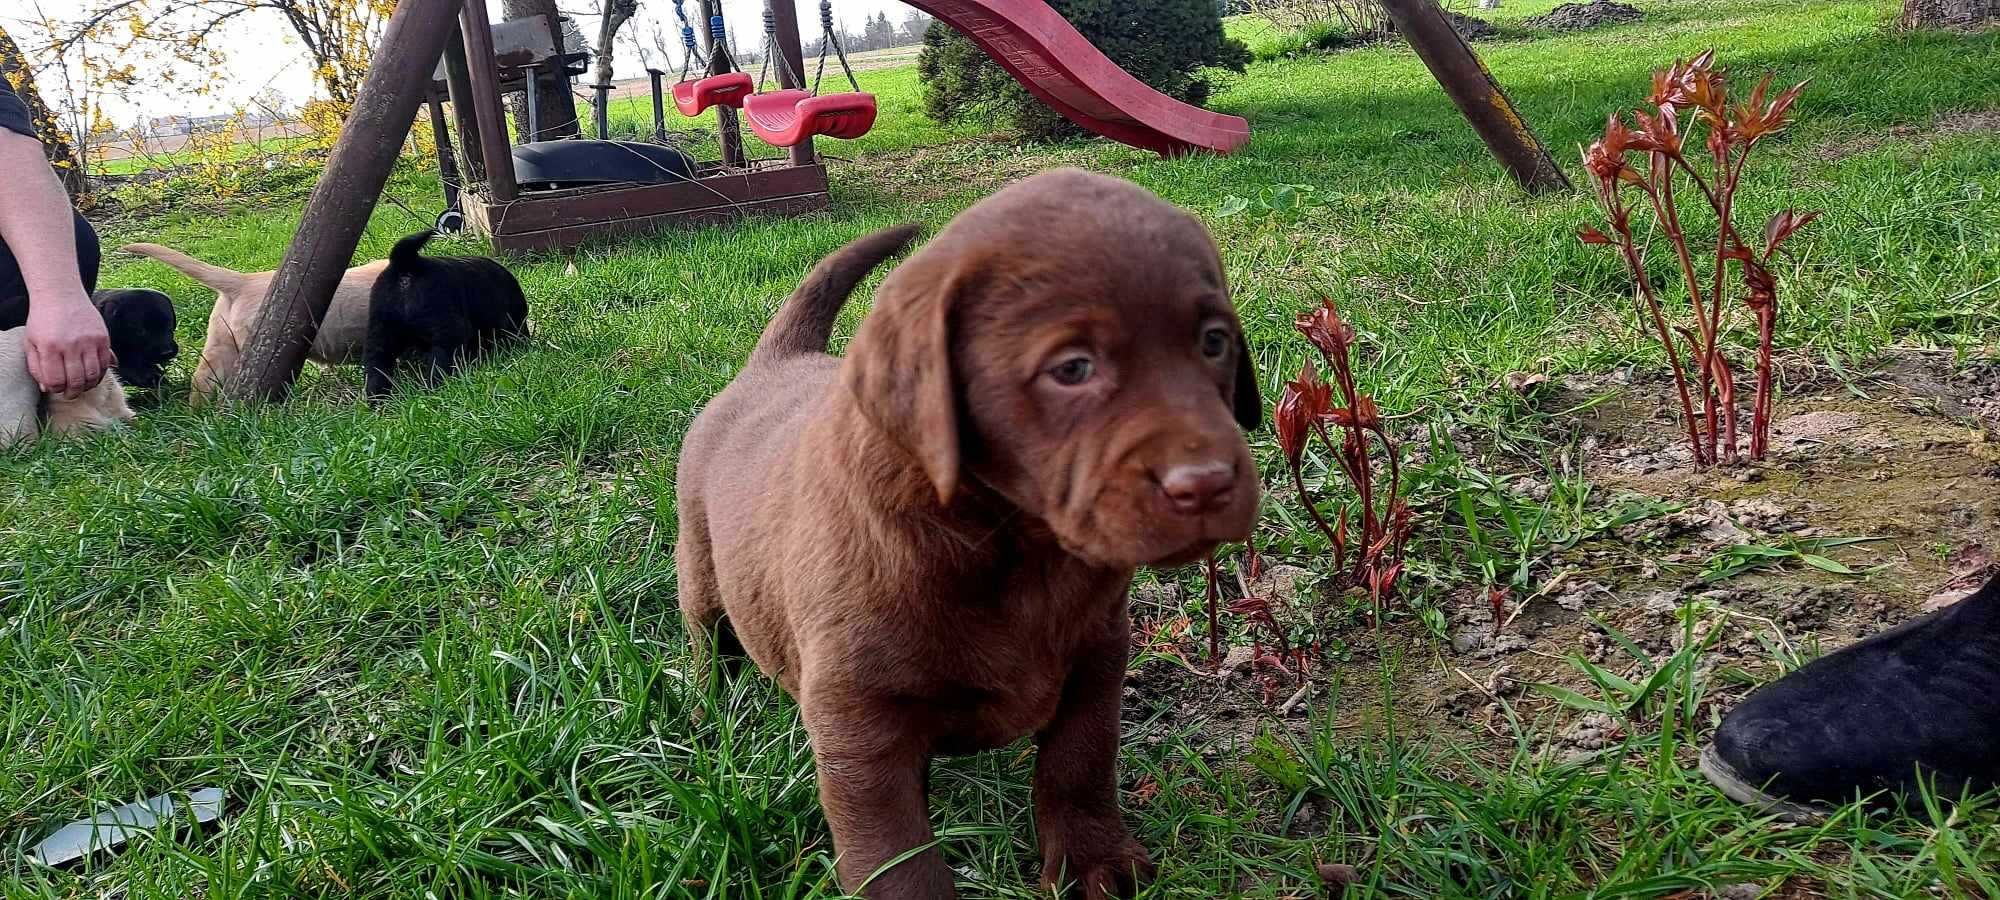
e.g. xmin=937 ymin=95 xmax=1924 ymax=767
xmin=0 ymin=0 xmax=920 ymax=124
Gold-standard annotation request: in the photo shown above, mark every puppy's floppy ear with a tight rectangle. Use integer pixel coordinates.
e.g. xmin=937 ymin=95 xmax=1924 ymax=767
xmin=1232 ymin=332 xmax=1262 ymax=430
xmin=1197 ymin=232 xmax=1260 ymax=430
xmin=842 ymin=251 xmax=973 ymax=505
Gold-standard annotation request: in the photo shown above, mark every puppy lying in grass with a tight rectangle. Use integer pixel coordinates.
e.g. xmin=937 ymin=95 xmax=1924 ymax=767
xmin=675 ymin=169 xmax=1261 ymax=899
xmin=364 ymin=232 xmax=528 ymax=401
xmin=0 ymin=288 xmax=178 ymax=396
xmin=0 ymin=327 xmax=133 ymax=446
xmin=122 ymin=242 xmax=379 ymax=404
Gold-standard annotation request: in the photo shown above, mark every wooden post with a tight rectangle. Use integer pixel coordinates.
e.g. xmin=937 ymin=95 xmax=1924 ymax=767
xmin=1379 ymin=0 xmax=1568 ymax=195
xmin=593 ymin=79 xmax=612 ymax=139
xmin=699 ymin=0 xmax=746 ymax=168
xmin=427 ymin=91 xmax=461 ymax=210
xmin=770 ymin=0 xmax=815 ymax=167
xmin=442 ymin=21 xmax=485 ymax=184
xmin=647 ymin=68 xmax=668 ymax=142
xmin=462 ymin=0 xmax=519 ymax=202
xmin=501 ymin=0 xmax=582 ymax=141
xmin=226 ymin=0 xmax=466 ymax=403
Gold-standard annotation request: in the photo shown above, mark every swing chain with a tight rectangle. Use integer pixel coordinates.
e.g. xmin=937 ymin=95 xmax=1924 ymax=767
xmin=811 ymin=0 xmax=862 ymax=95
xmin=671 ymin=0 xmax=706 ymax=80
xmin=759 ymin=7 xmax=800 ymax=92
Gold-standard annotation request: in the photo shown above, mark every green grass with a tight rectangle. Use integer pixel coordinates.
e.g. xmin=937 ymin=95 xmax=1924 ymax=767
xmin=8 ymin=0 xmax=2000 ymax=895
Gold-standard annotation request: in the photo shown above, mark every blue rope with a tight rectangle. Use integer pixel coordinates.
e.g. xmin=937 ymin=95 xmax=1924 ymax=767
xmin=671 ymin=0 xmax=705 ymax=77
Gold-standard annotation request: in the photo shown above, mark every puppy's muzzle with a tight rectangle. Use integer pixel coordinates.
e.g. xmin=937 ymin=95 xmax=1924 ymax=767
xmin=1153 ymin=460 xmax=1239 ymax=517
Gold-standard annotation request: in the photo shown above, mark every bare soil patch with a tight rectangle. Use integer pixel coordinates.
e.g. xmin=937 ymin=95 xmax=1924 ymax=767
xmin=1525 ymin=1 xmax=1645 ymax=32
xmin=1124 ymin=351 xmax=2000 ymax=769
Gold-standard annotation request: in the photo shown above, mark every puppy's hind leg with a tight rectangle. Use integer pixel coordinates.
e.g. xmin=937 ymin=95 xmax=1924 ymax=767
xmin=418 ymin=343 xmax=463 ymax=390
xmin=364 ymin=296 xmax=408 ymax=403
xmin=675 ymin=495 xmax=741 ymax=711
xmin=363 ymin=337 xmax=405 ymax=402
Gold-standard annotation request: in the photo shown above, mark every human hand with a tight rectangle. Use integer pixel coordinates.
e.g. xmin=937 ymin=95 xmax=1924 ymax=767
xmin=23 ymin=288 xmax=113 ymax=398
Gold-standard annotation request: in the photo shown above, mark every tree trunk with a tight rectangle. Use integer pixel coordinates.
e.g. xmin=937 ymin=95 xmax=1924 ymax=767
xmin=593 ymin=1 xmax=639 ymax=97
xmin=1902 ymin=0 xmax=2000 ymax=26
xmin=0 ymin=27 xmax=85 ymax=199
xmin=502 ymin=0 xmax=580 ymax=141
xmin=228 ymin=0 xmax=466 ymax=403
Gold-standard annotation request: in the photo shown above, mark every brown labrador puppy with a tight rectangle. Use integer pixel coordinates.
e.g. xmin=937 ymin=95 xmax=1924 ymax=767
xmin=675 ymin=169 xmax=1261 ymax=899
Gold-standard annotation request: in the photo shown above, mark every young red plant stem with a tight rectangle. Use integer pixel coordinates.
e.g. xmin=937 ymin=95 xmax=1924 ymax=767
xmin=1752 ymin=302 xmax=1775 ymax=458
xmin=1603 ymin=181 xmax=1708 ymax=467
xmin=1350 ymin=430 xmax=1376 ymax=577
xmin=1378 ymin=427 xmax=1404 ymax=564
xmin=1648 ymin=157 xmax=1720 ymax=463
xmin=1312 ymin=416 xmax=1375 ymax=585
xmin=1290 ymin=457 xmax=1345 ymax=572
xmin=1312 ymin=421 xmax=1361 ymax=496
xmin=1717 ymin=347 xmax=1740 ymax=458
xmin=1695 ymin=349 xmax=1736 ymax=466
xmin=1319 ymin=342 xmax=1379 ymax=572
xmin=1712 ymin=151 xmax=1749 ymax=461
xmin=1339 ymin=426 xmax=1378 ymax=583
xmin=1664 ymin=149 xmax=1741 ymax=350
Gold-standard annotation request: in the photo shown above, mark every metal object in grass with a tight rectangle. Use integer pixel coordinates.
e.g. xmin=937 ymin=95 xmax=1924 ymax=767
xmin=27 ymin=788 xmax=224 ymax=867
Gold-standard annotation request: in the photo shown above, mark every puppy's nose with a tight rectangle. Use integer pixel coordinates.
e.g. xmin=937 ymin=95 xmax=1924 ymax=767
xmin=1157 ymin=460 xmax=1238 ymax=516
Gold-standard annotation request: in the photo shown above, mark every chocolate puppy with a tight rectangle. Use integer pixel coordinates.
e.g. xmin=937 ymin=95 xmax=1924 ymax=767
xmin=675 ymin=169 xmax=1261 ymax=898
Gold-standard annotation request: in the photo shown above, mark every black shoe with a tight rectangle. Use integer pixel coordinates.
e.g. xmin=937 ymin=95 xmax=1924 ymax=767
xmin=1701 ymin=573 xmax=2000 ymax=821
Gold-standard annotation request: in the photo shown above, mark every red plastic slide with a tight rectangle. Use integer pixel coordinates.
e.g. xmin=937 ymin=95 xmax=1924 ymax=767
xmin=902 ymin=0 xmax=1250 ymax=156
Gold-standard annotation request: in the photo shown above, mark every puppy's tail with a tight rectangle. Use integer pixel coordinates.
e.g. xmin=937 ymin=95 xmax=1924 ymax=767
xmin=121 ymin=243 xmax=247 ymax=294
xmin=388 ymin=231 xmax=436 ymax=270
xmin=752 ymin=223 xmax=921 ymax=362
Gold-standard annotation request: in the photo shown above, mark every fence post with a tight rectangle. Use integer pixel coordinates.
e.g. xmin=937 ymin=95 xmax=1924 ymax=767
xmin=1379 ymin=0 xmax=1569 ymax=194
xmin=225 ymin=0 xmax=467 ymax=402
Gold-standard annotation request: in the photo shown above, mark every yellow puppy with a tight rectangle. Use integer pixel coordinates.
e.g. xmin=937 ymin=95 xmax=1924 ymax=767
xmin=122 ymin=242 xmax=382 ymax=404
xmin=1 ymin=327 xmax=134 ymax=447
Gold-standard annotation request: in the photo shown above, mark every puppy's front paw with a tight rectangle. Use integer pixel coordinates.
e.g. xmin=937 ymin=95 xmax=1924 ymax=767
xmin=1042 ymin=821 xmax=1154 ymax=899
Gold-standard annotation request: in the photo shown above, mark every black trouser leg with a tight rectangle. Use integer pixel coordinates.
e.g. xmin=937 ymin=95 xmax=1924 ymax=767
xmin=0 ymin=210 xmax=100 ymax=328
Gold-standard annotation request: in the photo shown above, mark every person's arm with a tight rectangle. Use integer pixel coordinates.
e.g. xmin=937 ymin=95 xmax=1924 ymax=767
xmin=0 ymin=81 xmax=109 ymax=399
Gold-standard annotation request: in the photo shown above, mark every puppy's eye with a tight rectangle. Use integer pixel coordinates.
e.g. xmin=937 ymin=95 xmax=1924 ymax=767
xmin=1048 ymin=355 xmax=1095 ymax=386
xmin=1201 ymin=326 xmax=1233 ymax=360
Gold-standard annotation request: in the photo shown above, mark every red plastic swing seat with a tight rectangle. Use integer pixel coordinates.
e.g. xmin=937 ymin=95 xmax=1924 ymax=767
xmin=743 ymin=89 xmax=878 ymax=145
xmin=671 ymin=72 xmax=755 ymax=116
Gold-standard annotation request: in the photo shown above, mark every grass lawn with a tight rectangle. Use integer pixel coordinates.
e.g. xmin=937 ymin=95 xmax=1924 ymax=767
xmin=8 ymin=0 xmax=2000 ymax=895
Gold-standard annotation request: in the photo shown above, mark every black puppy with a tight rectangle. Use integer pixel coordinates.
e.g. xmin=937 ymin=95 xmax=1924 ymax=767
xmin=92 ymin=289 xmax=179 ymax=392
xmin=0 ymin=288 xmax=179 ymax=393
xmin=365 ymin=231 xmax=527 ymax=401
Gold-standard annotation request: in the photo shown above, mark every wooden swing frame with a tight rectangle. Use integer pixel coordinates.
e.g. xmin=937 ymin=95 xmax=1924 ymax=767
xmin=444 ymin=0 xmax=828 ymax=254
